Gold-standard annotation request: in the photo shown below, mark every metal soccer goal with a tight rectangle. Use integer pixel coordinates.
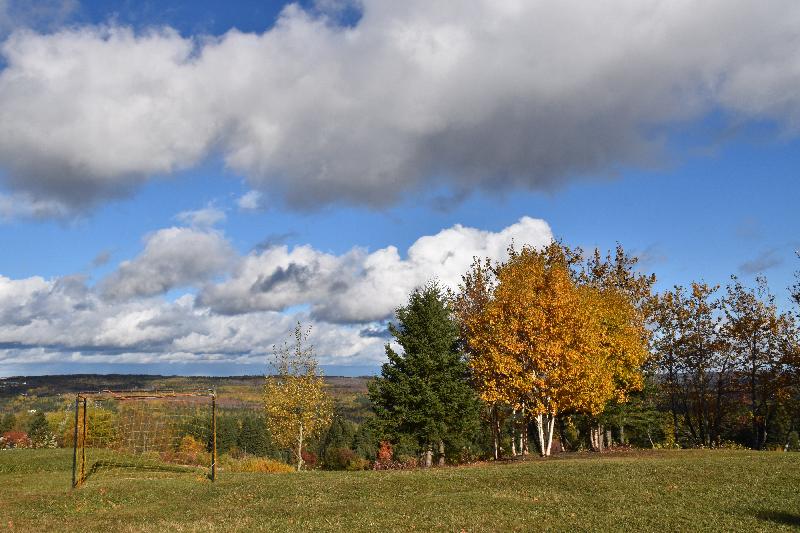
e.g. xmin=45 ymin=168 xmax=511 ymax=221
xmin=71 ymin=389 xmax=217 ymax=487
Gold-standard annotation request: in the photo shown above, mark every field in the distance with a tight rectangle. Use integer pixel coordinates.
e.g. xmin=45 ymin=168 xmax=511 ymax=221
xmin=1 ymin=449 xmax=798 ymax=532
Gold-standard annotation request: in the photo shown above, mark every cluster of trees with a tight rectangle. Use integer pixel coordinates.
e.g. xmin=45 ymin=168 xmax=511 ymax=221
xmin=0 ymin=409 xmax=56 ymax=449
xmin=0 ymin=399 xmax=275 ymax=462
xmin=361 ymin=243 xmax=800 ymax=465
xmin=367 ymin=243 xmax=653 ymax=462
xmin=651 ymin=277 xmax=799 ymax=449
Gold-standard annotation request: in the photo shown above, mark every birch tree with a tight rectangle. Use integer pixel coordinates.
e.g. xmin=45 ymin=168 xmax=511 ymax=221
xmin=264 ymin=324 xmax=333 ymax=471
xmin=582 ymin=245 xmax=656 ymax=449
xmin=462 ymin=243 xmax=649 ymax=457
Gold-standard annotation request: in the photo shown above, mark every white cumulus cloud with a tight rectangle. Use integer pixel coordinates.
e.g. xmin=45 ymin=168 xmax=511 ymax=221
xmin=0 ymin=215 xmax=552 ymax=370
xmin=199 ymin=216 xmax=553 ymax=322
xmin=175 ymin=205 xmax=227 ymax=228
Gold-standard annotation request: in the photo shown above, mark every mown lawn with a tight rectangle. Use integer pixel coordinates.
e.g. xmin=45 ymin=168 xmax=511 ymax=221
xmin=1 ymin=449 xmax=798 ymax=532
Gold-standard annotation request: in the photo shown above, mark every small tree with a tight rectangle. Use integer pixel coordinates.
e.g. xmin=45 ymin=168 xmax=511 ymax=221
xmin=723 ymin=276 xmax=790 ymax=449
xmin=320 ymin=413 xmax=356 ymax=469
xmin=215 ymin=415 xmax=239 ymax=455
xmin=0 ymin=413 xmax=15 ymax=435
xmin=237 ymin=415 xmax=273 ymax=457
xmin=27 ymin=411 xmax=51 ymax=448
xmin=264 ymin=324 xmax=333 ymax=471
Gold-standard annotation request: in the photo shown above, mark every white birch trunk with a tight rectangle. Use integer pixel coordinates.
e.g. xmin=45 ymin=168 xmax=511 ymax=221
xmin=493 ymin=417 xmax=500 ymax=460
xmin=545 ymin=415 xmax=555 ymax=457
xmin=590 ymin=425 xmax=604 ymax=451
xmin=297 ymin=422 xmax=304 ymax=472
xmin=511 ymin=408 xmax=517 ymax=456
xmin=590 ymin=427 xmax=596 ymax=450
xmin=534 ymin=413 xmax=546 ymax=457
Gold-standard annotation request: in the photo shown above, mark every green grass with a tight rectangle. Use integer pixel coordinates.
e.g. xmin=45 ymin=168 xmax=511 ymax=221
xmin=1 ymin=449 xmax=798 ymax=532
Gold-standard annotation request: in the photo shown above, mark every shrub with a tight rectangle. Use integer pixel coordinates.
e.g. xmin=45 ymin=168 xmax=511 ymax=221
xmin=324 ymin=447 xmax=357 ymax=470
xmin=301 ymin=449 xmax=318 ymax=469
xmin=376 ymin=441 xmax=393 ymax=464
xmin=346 ymin=457 xmax=371 ymax=471
xmin=1 ymin=431 xmax=31 ymax=449
xmin=222 ymin=456 xmax=294 ymax=473
xmin=0 ymin=413 xmax=15 ymax=434
xmin=161 ymin=435 xmax=210 ymax=466
xmin=395 ymin=454 xmax=419 ymax=468
xmin=372 ymin=449 xmax=419 ymax=471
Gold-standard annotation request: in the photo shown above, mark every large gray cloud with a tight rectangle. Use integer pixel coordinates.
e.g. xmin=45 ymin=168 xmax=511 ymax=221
xmin=100 ymin=226 xmax=236 ymax=300
xmin=0 ymin=1 xmax=799 ymax=212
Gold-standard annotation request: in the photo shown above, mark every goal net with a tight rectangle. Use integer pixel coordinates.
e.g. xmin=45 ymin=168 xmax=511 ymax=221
xmin=72 ymin=390 xmax=217 ymax=487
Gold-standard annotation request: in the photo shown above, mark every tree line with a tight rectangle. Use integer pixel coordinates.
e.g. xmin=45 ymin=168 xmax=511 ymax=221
xmin=3 ymin=242 xmax=799 ymax=471
xmin=274 ymin=241 xmax=800 ymax=468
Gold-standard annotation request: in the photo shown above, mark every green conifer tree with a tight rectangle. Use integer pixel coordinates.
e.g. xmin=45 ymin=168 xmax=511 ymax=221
xmin=320 ymin=413 xmax=357 ymax=468
xmin=368 ymin=281 xmax=481 ymax=466
xmin=237 ymin=415 xmax=273 ymax=457
xmin=27 ymin=411 xmax=50 ymax=448
xmin=0 ymin=413 xmax=15 ymax=434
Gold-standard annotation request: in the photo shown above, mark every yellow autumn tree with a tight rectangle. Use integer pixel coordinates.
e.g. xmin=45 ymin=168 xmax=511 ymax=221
xmin=264 ymin=323 xmax=333 ymax=471
xmin=581 ymin=245 xmax=655 ymax=449
xmin=460 ymin=242 xmax=649 ymax=457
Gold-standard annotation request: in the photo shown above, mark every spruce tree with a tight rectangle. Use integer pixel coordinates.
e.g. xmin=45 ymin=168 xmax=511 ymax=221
xmin=321 ymin=413 xmax=356 ymax=453
xmin=0 ymin=413 xmax=15 ymax=434
xmin=368 ymin=281 xmax=480 ymax=466
xmin=237 ymin=415 xmax=272 ymax=457
xmin=27 ymin=411 xmax=50 ymax=448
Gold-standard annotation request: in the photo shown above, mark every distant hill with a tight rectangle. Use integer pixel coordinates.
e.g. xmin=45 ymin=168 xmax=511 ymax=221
xmin=0 ymin=374 xmax=374 ymax=422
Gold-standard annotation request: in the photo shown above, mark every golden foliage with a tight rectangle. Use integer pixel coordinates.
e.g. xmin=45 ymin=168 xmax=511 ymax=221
xmin=221 ymin=456 xmax=295 ymax=474
xmin=459 ymin=242 xmax=650 ymax=418
xmin=264 ymin=323 xmax=333 ymax=471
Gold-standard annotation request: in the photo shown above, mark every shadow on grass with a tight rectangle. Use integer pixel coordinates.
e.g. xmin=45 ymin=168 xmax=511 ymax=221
xmin=755 ymin=510 xmax=800 ymax=527
xmin=81 ymin=460 xmax=200 ymax=484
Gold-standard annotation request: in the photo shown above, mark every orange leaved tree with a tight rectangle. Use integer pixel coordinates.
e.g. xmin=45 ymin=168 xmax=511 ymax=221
xmin=460 ymin=243 xmax=649 ymax=457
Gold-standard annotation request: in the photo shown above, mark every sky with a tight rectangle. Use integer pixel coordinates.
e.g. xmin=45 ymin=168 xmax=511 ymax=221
xmin=0 ymin=0 xmax=798 ymax=377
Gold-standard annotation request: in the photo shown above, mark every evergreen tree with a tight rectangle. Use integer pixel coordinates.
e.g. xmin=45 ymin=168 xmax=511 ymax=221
xmin=237 ymin=415 xmax=273 ymax=457
xmin=368 ymin=282 xmax=481 ymax=466
xmin=0 ymin=413 xmax=15 ymax=434
xmin=320 ymin=413 xmax=356 ymax=453
xmin=27 ymin=411 xmax=50 ymax=447
xmin=353 ymin=419 xmax=379 ymax=460
xmin=215 ymin=415 xmax=239 ymax=454
xmin=320 ymin=413 xmax=358 ymax=469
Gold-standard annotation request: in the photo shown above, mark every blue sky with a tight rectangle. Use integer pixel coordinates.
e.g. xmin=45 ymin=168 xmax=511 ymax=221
xmin=0 ymin=0 xmax=797 ymax=376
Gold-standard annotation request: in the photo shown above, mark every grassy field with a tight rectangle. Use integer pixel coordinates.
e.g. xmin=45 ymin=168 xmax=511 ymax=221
xmin=1 ymin=449 xmax=798 ymax=532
